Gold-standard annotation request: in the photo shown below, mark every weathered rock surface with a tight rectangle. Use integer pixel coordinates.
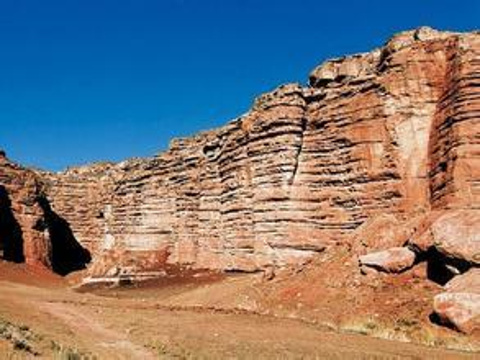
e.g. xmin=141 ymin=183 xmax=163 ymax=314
xmin=29 ymin=27 xmax=479 ymax=275
xmin=445 ymin=268 xmax=480 ymax=293
xmin=410 ymin=210 xmax=480 ymax=265
xmin=359 ymin=247 xmax=416 ymax=273
xmin=2 ymin=27 xmax=480 ymax=284
xmin=434 ymin=268 xmax=480 ymax=334
xmin=350 ymin=214 xmax=423 ymax=254
xmin=433 ymin=293 xmax=480 ymax=334
xmin=87 ymin=248 xmax=168 ymax=280
xmin=0 ymin=151 xmax=91 ymax=274
xmin=2 ymin=27 xmax=480 ymax=336
xmin=0 ymin=151 xmax=50 ymax=268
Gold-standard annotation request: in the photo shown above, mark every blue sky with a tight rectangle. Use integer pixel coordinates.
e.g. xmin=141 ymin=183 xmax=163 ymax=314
xmin=0 ymin=0 xmax=478 ymax=171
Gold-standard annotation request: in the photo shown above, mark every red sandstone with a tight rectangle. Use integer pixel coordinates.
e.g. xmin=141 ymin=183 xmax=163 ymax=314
xmin=1 ymin=27 xmax=480 ymax=335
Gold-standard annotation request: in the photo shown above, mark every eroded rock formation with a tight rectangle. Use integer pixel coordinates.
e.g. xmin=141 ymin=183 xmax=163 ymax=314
xmin=33 ymin=27 xmax=479 ymax=276
xmin=0 ymin=151 xmax=90 ymax=273
xmin=1 ymin=28 xmax=480 ymax=323
xmin=2 ymin=26 xmax=480 ymax=334
xmin=0 ymin=151 xmax=50 ymax=268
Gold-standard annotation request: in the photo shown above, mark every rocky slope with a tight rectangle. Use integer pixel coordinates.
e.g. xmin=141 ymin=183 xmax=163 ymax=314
xmin=2 ymin=27 xmax=480 ymax=334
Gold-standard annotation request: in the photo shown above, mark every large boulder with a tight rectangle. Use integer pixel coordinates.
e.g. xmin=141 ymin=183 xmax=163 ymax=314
xmin=410 ymin=211 xmax=480 ymax=265
xmin=350 ymin=214 xmax=425 ymax=254
xmin=445 ymin=268 xmax=480 ymax=293
xmin=359 ymin=247 xmax=416 ymax=273
xmin=433 ymin=268 xmax=480 ymax=334
xmin=433 ymin=293 xmax=480 ymax=334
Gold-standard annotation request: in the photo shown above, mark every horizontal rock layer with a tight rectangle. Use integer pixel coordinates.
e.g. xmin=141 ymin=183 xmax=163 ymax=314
xmin=0 ymin=152 xmax=91 ymax=274
xmin=29 ymin=27 xmax=480 ymax=273
xmin=0 ymin=152 xmax=49 ymax=268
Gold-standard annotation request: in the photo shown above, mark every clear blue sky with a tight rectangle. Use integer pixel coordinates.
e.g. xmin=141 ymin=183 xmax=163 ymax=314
xmin=0 ymin=0 xmax=478 ymax=171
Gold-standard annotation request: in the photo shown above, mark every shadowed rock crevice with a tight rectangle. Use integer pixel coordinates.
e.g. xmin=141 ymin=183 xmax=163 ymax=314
xmin=289 ymin=117 xmax=307 ymax=186
xmin=429 ymin=311 xmax=450 ymax=328
xmin=416 ymin=247 xmax=471 ymax=286
xmin=0 ymin=185 xmax=24 ymax=263
xmin=38 ymin=197 xmax=91 ymax=275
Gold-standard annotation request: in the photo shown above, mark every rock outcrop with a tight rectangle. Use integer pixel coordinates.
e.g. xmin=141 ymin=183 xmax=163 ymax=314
xmin=28 ymin=27 xmax=478 ymax=278
xmin=1 ymin=27 xmax=480 ymax=285
xmin=2 ymin=27 xmax=480 ymax=335
xmin=0 ymin=151 xmax=50 ymax=268
xmin=0 ymin=151 xmax=90 ymax=274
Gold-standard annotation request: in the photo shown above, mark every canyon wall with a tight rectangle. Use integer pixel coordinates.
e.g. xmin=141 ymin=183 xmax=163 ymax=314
xmin=20 ymin=28 xmax=480 ymax=274
xmin=0 ymin=152 xmax=91 ymax=274
xmin=0 ymin=151 xmax=50 ymax=268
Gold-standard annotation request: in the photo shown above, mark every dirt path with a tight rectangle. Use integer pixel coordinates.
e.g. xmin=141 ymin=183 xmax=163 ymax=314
xmin=39 ymin=301 xmax=156 ymax=359
xmin=0 ymin=272 xmax=477 ymax=359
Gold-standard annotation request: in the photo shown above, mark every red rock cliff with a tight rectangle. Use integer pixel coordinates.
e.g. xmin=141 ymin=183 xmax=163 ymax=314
xmin=0 ymin=151 xmax=50 ymax=268
xmin=30 ymin=27 xmax=480 ymax=274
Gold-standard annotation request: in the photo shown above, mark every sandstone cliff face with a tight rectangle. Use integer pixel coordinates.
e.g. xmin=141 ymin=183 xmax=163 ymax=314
xmin=27 ymin=28 xmax=480 ymax=275
xmin=0 ymin=151 xmax=50 ymax=268
xmin=0 ymin=152 xmax=91 ymax=274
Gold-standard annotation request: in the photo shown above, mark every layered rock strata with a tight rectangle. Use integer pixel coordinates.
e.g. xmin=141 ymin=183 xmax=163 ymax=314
xmin=33 ymin=27 xmax=480 ymax=275
xmin=0 ymin=151 xmax=91 ymax=274
xmin=0 ymin=151 xmax=49 ymax=268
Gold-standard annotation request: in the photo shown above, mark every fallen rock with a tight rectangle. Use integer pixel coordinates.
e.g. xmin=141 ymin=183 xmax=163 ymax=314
xmin=411 ymin=211 xmax=480 ymax=265
xmin=445 ymin=268 xmax=480 ymax=293
xmin=359 ymin=247 xmax=416 ymax=273
xmin=433 ymin=293 xmax=480 ymax=334
xmin=433 ymin=268 xmax=480 ymax=334
xmin=350 ymin=214 xmax=424 ymax=253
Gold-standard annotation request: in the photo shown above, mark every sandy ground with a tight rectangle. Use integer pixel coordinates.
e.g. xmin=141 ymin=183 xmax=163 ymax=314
xmin=0 ymin=262 xmax=478 ymax=359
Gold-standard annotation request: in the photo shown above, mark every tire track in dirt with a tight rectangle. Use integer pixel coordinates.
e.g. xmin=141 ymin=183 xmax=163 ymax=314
xmin=38 ymin=301 xmax=156 ymax=359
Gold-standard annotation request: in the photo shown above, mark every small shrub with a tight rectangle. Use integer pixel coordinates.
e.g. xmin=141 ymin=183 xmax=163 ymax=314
xmin=12 ymin=338 xmax=32 ymax=352
xmin=51 ymin=341 xmax=95 ymax=360
xmin=341 ymin=318 xmax=378 ymax=335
